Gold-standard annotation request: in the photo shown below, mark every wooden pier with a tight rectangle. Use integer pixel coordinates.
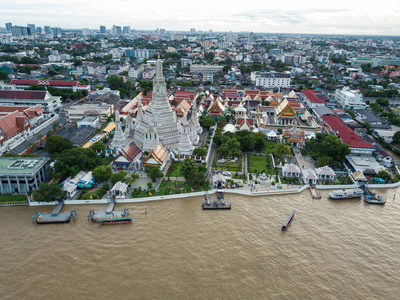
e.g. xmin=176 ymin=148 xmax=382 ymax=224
xmin=32 ymin=201 xmax=77 ymax=224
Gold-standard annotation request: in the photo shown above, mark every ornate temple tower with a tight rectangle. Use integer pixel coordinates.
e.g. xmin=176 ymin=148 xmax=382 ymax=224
xmin=110 ymin=110 xmax=127 ymax=152
xmin=133 ymin=59 xmax=180 ymax=151
xmin=178 ymin=112 xmax=193 ymax=155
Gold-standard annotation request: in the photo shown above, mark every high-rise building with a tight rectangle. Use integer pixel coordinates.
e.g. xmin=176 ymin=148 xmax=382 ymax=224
xmin=11 ymin=26 xmax=30 ymax=37
xmin=248 ymin=32 xmax=254 ymax=44
xmin=100 ymin=25 xmax=106 ymax=34
xmin=123 ymin=26 xmax=131 ymax=34
xmin=5 ymin=23 xmax=12 ymax=32
xmin=159 ymin=28 xmax=165 ymax=35
xmin=36 ymin=27 xmax=42 ymax=34
xmin=52 ymin=27 xmax=62 ymax=38
xmin=44 ymin=26 xmax=51 ymax=34
xmin=82 ymin=28 xmax=90 ymax=36
xmin=116 ymin=26 xmax=122 ymax=34
xmin=190 ymin=28 xmax=196 ymax=33
xmin=27 ymin=24 xmax=35 ymax=34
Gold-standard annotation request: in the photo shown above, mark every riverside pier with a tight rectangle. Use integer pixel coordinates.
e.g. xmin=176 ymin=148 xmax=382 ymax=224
xmin=32 ymin=201 xmax=77 ymax=224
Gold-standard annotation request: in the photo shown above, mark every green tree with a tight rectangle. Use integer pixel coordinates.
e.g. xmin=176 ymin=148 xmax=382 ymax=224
xmin=44 ymin=135 xmax=74 ymax=154
xmin=92 ymin=165 xmax=112 ymax=182
xmin=110 ymin=171 xmax=128 ymax=185
xmin=274 ymin=143 xmax=291 ymax=158
xmin=180 ymin=158 xmax=205 ymax=187
xmin=392 ymin=131 xmax=400 ymax=144
xmin=91 ymin=141 xmax=105 ymax=152
xmin=199 ymin=116 xmax=216 ymax=128
xmin=377 ymin=170 xmax=391 ymax=183
xmin=147 ymin=182 xmax=153 ymax=189
xmin=193 ymin=147 xmax=207 ymax=157
xmin=32 ymin=182 xmax=65 ymax=202
xmin=0 ymin=70 xmax=9 ymax=81
xmin=145 ymin=166 xmax=164 ymax=182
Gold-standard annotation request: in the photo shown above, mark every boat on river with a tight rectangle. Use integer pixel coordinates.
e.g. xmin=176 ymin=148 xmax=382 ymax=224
xmin=282 ymin=210 xmax=295 ymax=231
xmin=329 ymin=188 xmax=364 ymax=200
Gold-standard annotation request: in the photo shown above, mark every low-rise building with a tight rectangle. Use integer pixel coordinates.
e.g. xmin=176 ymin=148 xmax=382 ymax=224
xmin=335 ymin=87 xmax=366 ymax=109
xmin=251 ymin=71 xmax=291 ymax=89
xmin=7 ymin=79 xmax=90 ymax=92
xmin=300 ymin=89 xmax=326 ymax=109
xmin=190 ymin=64 xmax=224 ymax=74
xmin=0 ymin=90 xmax=61 ymax=114
xmin=0 ymin=157 xmax=49 ymax=194
xmin=77 ymin=116 xmax=100 ymax=128
xmin=65 ymin=103 xmax=113 ymax=123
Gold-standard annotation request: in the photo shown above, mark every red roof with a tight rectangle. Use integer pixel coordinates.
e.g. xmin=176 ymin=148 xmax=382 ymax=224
xmin=0 ymin=90 xmax=48 ymax=100
xmin=321 ymin=115 xmax=375 ymax=149
xmin=9 ymin=79 xmax=80 ymax=87
xmin=0 ymin=111 xmax=27 ymax=139
xmin=73 ymin=43 xmax=84 ymax=50
xmin=301 ymin=89 xmax=326 ymax=104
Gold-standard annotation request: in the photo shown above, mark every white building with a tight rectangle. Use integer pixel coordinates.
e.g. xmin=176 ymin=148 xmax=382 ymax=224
xmin=251 ymin=71 xmax=291 ymax=89
xmin=335 ymin=87 xmax=366 ymax=109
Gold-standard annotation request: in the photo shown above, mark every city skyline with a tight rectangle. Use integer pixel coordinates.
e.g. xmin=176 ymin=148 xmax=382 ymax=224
xmin=1 ymin=0 xmax=400 ymax=35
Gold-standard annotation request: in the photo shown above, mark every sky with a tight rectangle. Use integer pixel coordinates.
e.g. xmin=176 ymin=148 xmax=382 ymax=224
xmin=1 ymin=0 xmax=400 ymax=35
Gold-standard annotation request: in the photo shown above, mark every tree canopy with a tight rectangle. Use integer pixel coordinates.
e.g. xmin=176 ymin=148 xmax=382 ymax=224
xmin=111 ymin=171 xmax=128 ymax=185
xmin=32 ymin=182 xmax=65 ymax=202
xmin=44 ymin=135 xmax=74 ymax=154
xmin=145 ymin=166 xmax=164 ymax=182
xmin=180 ymin=158 xmax=207 ymax=187
xmin=305 ymin=134 xmax=351 ymax=168
xmin=199 ymin=116 xmax=216 ymax=128
xmin=193 ymin=147 xmax=207 ymax=157
xmin=92 ymin=165 xmax=112 ymax=182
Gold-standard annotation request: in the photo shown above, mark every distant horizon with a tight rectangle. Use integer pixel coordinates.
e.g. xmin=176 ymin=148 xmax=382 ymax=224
xmin=2 ymin=0 xmax=400 ymax=36
xmin=2 ymin=26 xmax=400 ymax=39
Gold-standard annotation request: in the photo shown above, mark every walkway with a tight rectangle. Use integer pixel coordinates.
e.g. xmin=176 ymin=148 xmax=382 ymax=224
xmin=293 ymin=147 xmax=315 ymax=170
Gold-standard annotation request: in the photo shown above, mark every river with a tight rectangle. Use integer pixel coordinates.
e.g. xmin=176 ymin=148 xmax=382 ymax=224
xmin=1 ymin=188 xmax=399 ymax=299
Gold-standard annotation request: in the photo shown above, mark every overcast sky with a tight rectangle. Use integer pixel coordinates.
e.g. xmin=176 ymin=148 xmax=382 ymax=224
xmin=1 ymin=0 xmax=400 ymax=35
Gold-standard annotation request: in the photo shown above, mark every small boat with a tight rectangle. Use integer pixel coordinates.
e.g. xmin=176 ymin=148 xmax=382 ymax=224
xmin=329 ymin=188 xmax=364 ymax=200
xmin=88 ymin=209 xmax=132 ymax=224
xmin=282 ymin=210 xmax=295 ymax=231
xmin=364 ymin=195 xmax=386 ymax=205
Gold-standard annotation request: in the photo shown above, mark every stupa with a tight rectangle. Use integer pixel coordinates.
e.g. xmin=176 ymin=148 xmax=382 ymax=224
xmin=110 ymin=110 xmax=127 ymax=152
xmin=133 ymin=59 xmax=180 ymax=151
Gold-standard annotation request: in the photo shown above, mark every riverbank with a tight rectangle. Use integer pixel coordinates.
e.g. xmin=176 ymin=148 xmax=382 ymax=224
xmin=25 ymin=180 xmax=400 ymax=206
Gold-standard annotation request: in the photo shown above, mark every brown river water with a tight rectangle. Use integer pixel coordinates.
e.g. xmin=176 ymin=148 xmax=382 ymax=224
xmin=1 ymin=188 xmax=400 ymax=300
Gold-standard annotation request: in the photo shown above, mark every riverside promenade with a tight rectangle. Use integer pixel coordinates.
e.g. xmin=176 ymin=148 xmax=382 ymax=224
xmin=27 ymin=180 xmax=400 ymax=207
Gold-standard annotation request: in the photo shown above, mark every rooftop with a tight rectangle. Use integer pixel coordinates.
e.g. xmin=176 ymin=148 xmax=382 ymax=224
xmin=0 ymin=157 xmax=48 ymax=175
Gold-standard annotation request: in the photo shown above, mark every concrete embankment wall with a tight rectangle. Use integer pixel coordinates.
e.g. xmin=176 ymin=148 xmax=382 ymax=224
xmin=26 ymin=181 xmax=400 ymax=207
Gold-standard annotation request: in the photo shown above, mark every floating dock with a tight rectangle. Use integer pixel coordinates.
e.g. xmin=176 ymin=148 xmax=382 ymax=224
xmin=360 ymin=183 xmax=386 ymax=205
xmin=202 ymin=190 xmax=231 ymax=210
xmin=88 ymin=196 xmax=131 ymax=224
xmin=32 ymin=201 xmax=77 ymax=224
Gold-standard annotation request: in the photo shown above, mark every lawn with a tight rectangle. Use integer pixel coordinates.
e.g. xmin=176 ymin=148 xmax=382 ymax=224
xmin=131 ymin=180 xmax=208 ymax=198
xmin=213 ymin=157 xmax=243 ymax=172
xmin=166 ymin=161 xmax=184 ymax=177
xmin=0 ymin=194 xmax=28 ymax=204
xmin=280 ymin=177 xmax=301 ymax=185
xmin=78 ymin=187 xmax=107 ymax=200
xmin=247 ymin=154 xmax=277 ymax=174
